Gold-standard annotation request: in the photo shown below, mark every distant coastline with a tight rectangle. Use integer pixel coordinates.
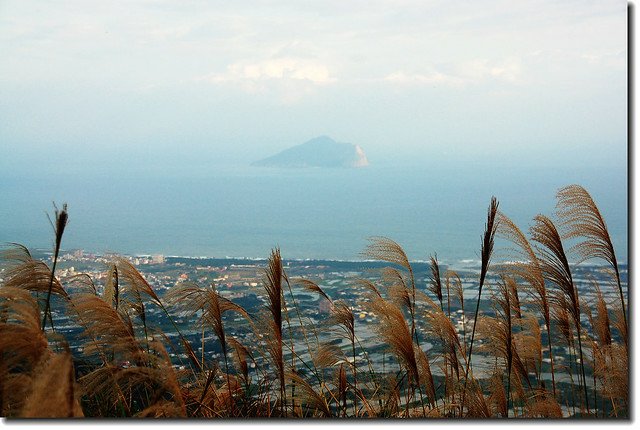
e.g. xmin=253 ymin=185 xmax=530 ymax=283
xmin=31 ymin=247 xmax=623 ymax=272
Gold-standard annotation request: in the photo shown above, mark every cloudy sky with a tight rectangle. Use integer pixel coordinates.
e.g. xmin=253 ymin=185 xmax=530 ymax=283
xmin=0 ymin=0 xmax=627 ymax=171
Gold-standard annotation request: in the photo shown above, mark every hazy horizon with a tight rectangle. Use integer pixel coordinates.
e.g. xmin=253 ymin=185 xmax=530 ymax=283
xmin=0 ymin=1 xmax=627 ymax=172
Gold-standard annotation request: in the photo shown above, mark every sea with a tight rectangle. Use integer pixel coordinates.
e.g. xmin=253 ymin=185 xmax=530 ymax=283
xmin=0 ymin=162 xmax=627 ymax=267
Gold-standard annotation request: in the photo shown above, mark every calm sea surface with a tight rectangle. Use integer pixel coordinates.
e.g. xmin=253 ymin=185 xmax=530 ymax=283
xmin=0 ymin=164 xmax=627 ymax=265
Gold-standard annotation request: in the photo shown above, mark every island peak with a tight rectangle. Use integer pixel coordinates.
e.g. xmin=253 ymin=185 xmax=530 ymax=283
xmin=252 ymin=136 xmax=369 ymax=168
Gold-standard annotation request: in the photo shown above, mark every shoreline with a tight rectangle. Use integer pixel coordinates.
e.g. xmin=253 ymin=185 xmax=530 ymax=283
xmin=27 ymin=246 xmax=624 ymax=271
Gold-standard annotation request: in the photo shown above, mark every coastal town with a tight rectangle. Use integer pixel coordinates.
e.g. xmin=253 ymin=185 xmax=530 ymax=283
xmin=36 ymin=248 xmax=626 ymax=393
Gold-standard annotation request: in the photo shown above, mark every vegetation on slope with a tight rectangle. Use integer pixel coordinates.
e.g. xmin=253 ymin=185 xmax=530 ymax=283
xmin=0 ymin=185 xmax=628 ymax=418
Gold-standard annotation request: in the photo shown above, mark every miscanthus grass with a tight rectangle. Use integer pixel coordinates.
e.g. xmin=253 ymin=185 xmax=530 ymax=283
xmin=0 ymin=185 xmax=628 ymax=418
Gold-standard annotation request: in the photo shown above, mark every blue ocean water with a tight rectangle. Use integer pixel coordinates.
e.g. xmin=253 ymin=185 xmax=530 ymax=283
xmin=0 ymin=163 xmax=627 ymax=265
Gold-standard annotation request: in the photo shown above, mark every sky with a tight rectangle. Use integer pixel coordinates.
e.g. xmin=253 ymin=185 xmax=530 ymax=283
xmin=0 ymin=0 xmax=628 ymax=173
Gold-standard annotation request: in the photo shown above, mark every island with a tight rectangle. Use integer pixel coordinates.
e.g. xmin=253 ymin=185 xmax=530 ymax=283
xmin=252 ymin=135 xmax=370 ymax=168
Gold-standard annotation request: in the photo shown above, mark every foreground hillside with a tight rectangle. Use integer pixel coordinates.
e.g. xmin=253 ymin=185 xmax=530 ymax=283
xmin=0 ymin=185 xmax=628 ymax=418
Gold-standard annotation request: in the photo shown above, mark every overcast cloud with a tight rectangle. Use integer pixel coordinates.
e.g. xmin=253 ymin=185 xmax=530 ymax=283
xmin=0 ymin=0 xmax=627 ymax=171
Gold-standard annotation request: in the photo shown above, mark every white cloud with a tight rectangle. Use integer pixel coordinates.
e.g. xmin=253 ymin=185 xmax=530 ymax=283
xmin=198 ymin=57 xmax=336 ymax=103
xmin=383 ymin=58 xmax=523 ymax=88
xmin=461 ymin=59 xmax=522 ymax=83
xmin=204 ymin=58 xmax=335 ymax=85
xmin=579 ymin=49 xmax=626 ymax=68
xmin=383 ymin=70 xmax=465 ymax=87
xmin=0 ymin=0 xmax=626 ymax=148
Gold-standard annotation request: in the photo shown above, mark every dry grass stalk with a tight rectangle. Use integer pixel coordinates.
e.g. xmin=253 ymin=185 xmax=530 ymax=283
xmin=362 ymin=236 xmax=412 ymax=273
xmin=477 ymin=280 xmax=531 ymax=416
xmin=259 ymin=248 xmax=288 ymax=415
xmin=446 ymin=270 xmax=466 ymax=352
xmin=461 ymin=196 xmax=499 ymax=415
xmin=531 ymin=214 xmax=589 ymax=413
xmin=314 ymin=342 xmax=345 ymax=369
xmin=514 ymin=312 xmax=542 ymax=381
xmin=497 ymin=211 xmax=556 ymax=395
xmin=114 ymin=258 xmax=202 ymax=374
xmin=592 ymin=281 xmax=612 ymax=348
xmin=355 ymin=278 xmax=383 ymax=298
xmin=488 ymin=371 xmax=508 ymax=417
xmin=228 ymin=338 xmax=250 ymax=387
xmin=428 ymin=254 xmax=443 ymax=309
xmin=328 ymin=300 xmax=358 ymax=414
xmin=2 ymin=257 xmax=67 ymax=298
xmin=0 ymin=286 xmax=50 ymax=416
xmin=337 ymin=364 xmax=347 ymax=416
xmin=71 ymin=292 xmax=144 ymax=363
xmin=464 ymin=379 xmax=491 ymax=418
xmin=167 ymin=281 xmax=251 ymax=359
xmin=556 ymin=185 xmax=626 ymax=332
xmin=594 ymin=342 xmax=627 ymax=413
xmin=414 ymin=344 xmax=437 ymax=410
xmin=611 ymin=305 xmax=627 ymax=351
xmin=297 ymin=278 xmax=331 ymax=302
xmin=507 ymin=277 xmax=522 ymax=320
xmin=103 ymin=264 xmax=119 ymax=311
xmin=285 ymin=371 xmax=331 ymax=417
xmin=80 ymin=334 xmax=188 ymax=417
xmin=424 ymin=306 xmax=463 ymax=374
xmin=424 ymin=301 xmax=462 ymax=411
xmin=363 ymin=237 xmax=418 ymax=343
xmin=525 ymin=391 xmax=563 ymax=418
xmin=0 ymin=243 xmax=32 ymax=263
xmin=367 ymin=295 xmax=431 ymax=414
xmin=65 ymin=273 xmax=98 ymax=296
xmin=41 ymin=203 xmax=68 ymax=331
xmin=20 ymin=352 xmax=83 ymax=418
xmin=114 ymin=258 xmax=161 ymax=305
xmin=0 ymin=184 xmax=629 ymax=419
xmin=0 ymin=287 xmax=50 ymax=370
